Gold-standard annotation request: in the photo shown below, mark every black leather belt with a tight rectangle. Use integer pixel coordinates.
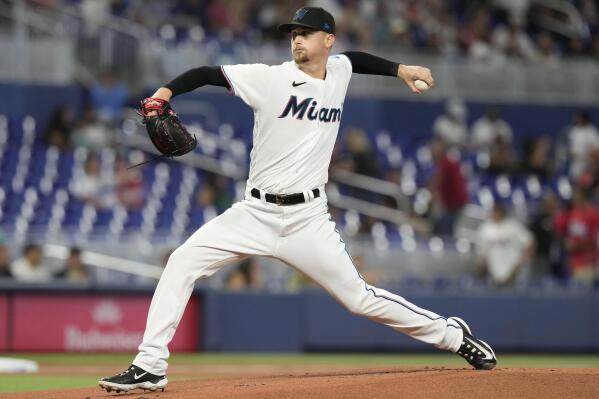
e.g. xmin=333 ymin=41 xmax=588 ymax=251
xmin=251 ymin=188 xmax=320 ymax=206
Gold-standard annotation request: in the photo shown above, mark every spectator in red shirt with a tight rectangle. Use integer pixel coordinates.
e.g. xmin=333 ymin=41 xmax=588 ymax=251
xmin=554 ymin=188 xmax=599 ymax=286
xmin=429 ymin=138 xmax=469 ymax=236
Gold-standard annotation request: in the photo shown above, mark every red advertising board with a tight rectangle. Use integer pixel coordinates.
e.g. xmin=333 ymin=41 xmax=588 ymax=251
xmin=12 ymin=293 xmax=200 ymax=352
xmin=0 ymin=294 xmax=7 ymax=351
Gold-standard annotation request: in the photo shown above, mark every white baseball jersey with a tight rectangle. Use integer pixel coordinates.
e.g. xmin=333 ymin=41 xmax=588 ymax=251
xmin=221 ymin=55 xmax=352 ymax=194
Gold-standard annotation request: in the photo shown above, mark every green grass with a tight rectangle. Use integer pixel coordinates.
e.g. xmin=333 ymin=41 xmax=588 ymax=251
xmin=0 ymin=353 xmax=598 ymax=393
xmin=0 ymin=376 xmax=96 ymax=393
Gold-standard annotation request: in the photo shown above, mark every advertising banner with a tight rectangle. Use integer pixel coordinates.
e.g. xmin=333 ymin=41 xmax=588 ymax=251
xmin=12 ymin=293 xmax=200 ymax=352
xmin=0 ymin=294 xmax=7 ymax=351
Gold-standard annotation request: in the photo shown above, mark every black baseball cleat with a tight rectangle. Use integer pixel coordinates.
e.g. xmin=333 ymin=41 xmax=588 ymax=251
xmin=98 ymin=364 xmax=167 ymax=393
xmin=449 ymin=316 xmax=497 ymax=370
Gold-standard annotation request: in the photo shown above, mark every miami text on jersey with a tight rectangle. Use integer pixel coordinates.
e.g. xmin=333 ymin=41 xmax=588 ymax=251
xmin=278 ymin=95 xmax=343 ymax=123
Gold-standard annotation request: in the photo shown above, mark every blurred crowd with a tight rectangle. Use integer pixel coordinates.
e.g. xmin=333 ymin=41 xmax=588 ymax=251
xmin=44 ymin=71 xmax=127 ymax=152
xmin=43 ymin=71 xmax=150 ymax=211
xmin=329 ymin=101 xmax=599 ymax=289
xmin=24 ymin=0 xmax=599 ymax=63
xmin=15 ymin=96 xmax=597 ymax=291
xmin=3 ymin=0 xmax=597 ymax=291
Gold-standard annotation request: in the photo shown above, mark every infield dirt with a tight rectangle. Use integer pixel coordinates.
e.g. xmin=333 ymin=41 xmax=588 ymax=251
xmin=4 ymin=366 xmax=599 ymax=399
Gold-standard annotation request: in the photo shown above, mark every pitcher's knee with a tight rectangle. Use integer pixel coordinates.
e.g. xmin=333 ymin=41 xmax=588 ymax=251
xmin=164 ymin=244 xmax=225 ymax=279
xmin=343 ymin=295 xmax=369 ymax=316
xmin=165 ymin=245 xmax=191 ymax=268
xmin=164 ymin=245 xmax=206 ymax=276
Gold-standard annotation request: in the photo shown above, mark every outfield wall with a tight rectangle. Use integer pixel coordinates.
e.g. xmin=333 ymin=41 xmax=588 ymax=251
xmin=202 ymin=290 xmax=599 ymax=353
xmin=1 ymin=285 xmax=597 ymax=353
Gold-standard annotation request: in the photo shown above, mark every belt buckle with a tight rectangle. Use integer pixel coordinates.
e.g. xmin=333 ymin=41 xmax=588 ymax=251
xmin=275 ymin=195 xmax=284 ymax=205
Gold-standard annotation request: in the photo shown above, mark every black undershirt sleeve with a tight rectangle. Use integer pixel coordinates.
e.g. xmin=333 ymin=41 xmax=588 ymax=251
xmin=341 ymin=51 xmax=399 ymax=77
xmin=164 ymin=66 xmax=230 ymax=97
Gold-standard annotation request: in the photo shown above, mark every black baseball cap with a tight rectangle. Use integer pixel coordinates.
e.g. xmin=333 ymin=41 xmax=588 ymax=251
xmin=278 ymin=7 xmax=335 ymax=35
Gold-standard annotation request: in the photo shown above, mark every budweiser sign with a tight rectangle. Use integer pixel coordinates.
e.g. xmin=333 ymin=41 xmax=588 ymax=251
xmin=11 ymin=293 xmax=200 ymax=352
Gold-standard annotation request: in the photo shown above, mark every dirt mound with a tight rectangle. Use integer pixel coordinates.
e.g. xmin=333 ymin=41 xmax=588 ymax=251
xmin=6 ymin=367 xmax=599 ymax=399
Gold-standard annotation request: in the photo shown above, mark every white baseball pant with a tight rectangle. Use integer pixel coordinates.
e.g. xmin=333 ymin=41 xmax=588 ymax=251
xmin=133 ymin=186 xmax=463 ymax=375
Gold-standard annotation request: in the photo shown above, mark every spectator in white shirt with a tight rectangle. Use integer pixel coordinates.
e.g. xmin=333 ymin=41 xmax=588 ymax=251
xmin=71 ymin=155 xmax=115 ymax=208
xmin=568 ymin=110 xmax=599 ymax=178
xmin=535 ymin=31 xmax=560 ymax=67
xmin=477 ymin=204 xmax=535 ymax=287
xmin=71 ymin=105 xmax=114 ymax=152
xmin=471 ymin=107 xmax=513 ymax=150
xmin=10 ymin=244 xmax=53 ymax=283
xmin=433 ymin=98 xmax=468 ymax=149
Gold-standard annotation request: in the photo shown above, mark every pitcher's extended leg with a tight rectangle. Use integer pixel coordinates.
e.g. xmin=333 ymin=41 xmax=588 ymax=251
xmin=134 ymin=200 xmax=278 ymax=375
xmin=277 ymin=212 xmax=462 ymax=352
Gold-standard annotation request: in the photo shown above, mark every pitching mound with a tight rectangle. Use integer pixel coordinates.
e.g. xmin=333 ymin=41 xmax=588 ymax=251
xmin=5 ymin=367 xmax=599 ymax=399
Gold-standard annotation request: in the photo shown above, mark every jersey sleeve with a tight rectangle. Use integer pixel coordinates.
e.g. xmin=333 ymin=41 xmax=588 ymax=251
xmin=328 ymin=54 xmax=353 ymax=87
xmin=220 ymin=64 xmax=271 ymax=110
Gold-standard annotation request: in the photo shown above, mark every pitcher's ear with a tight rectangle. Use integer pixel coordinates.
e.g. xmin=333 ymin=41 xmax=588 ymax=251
xmin=325 ymin=34 xmax=336 ymax=49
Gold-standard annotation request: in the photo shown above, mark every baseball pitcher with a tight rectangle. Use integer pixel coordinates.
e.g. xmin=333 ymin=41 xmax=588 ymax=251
xmin=100 ymin=7 xmax=496 ymax=394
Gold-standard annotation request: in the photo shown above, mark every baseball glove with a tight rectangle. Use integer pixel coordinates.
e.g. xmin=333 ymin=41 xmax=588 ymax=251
xmin=139 ymin=97 xmax=197 ymax=157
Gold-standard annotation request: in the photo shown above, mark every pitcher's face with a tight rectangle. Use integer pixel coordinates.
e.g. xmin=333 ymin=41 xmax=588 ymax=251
xmin=290 ymin=28 xmax=335 ymax=64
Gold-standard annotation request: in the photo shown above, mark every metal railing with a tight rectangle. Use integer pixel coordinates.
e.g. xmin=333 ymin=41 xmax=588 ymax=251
xmin=44 ymin=243 xmax=163 ymax=280
xmin=330 ymin=169 xmax=410 ymax=211
xmin=326 ymin=182 xmax=431 ymax=235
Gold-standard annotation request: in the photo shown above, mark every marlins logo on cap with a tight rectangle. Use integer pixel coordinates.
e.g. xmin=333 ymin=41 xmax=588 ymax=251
xmin=279 ymin=7 xmax=336 ymax=34
xmin=294 ymin=8 xmax=308 ymax=20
